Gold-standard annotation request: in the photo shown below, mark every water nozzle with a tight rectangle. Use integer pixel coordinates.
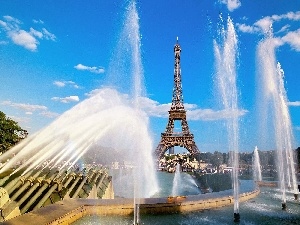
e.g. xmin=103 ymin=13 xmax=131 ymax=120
xmin=282 ymin=202 xmax=287 ymax=210
xmin=234 ymin=213 xmax=240 ymax=222
xmin=294 ymin=194 xmax=298 ymax=200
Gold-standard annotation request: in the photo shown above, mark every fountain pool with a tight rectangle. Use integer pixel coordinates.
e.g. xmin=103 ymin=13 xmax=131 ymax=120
xmin=71 ymin=180 xmax=299 ymax=225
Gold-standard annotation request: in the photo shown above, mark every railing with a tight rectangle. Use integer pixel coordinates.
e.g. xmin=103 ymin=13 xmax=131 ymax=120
xmin=162 ymin=132 xmax=194 ymax=137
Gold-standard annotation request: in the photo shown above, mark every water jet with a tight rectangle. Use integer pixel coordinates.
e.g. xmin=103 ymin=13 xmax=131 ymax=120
xmin=214 ymin=15 xmax=240 ymax=223
xmin=257 ymin=27 xmax=299 ymax=209
xmin=253 ymin=146 xmax=262 ymax=182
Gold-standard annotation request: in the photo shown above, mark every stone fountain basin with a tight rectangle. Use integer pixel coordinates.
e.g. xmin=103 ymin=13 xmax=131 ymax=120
xmin=1 ymin=188 xmax=260 ymax=225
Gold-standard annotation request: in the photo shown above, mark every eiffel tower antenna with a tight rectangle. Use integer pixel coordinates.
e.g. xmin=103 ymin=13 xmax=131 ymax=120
xmin=155 ymin=39 xmax=200 ymax=160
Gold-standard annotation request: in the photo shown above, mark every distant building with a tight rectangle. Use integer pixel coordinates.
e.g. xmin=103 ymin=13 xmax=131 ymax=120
xmin=223 ymin=167 xmax=233 ymax=173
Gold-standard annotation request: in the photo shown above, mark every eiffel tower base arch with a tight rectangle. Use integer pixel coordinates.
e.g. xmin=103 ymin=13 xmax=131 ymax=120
xmin=155 ymin=134 xmax=200 ymax=161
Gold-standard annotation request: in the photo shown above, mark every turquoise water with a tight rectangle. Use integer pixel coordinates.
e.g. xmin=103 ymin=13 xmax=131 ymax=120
xmin=110 ymin=170 xmax=201 ymax=198
xmin=72 ymin=172 xmax=300 ymax=225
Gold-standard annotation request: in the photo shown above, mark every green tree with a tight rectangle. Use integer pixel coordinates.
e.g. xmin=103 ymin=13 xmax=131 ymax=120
xmin=211 ymin=151 xmax=223 ymax=173
xmin=0 ymin=111 xmax=28 ymax=154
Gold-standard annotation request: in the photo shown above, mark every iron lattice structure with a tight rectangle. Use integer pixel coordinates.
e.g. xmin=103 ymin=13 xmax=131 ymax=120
xmin=155 ymin=40 xmax=200 ymax=160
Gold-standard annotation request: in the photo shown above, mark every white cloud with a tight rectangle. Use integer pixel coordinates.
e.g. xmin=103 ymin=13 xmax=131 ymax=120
xmin=32 ymin=19 xmax=44 ymax=24
xmin=74 ymin=63 xmax=105 ymax=74
xmin=288 ymin=101 xmax=300 ymax=106
xmin=30 ymin=27 xmax=43 ymax=39
xmin=136 ymin=96 xmax=248 ymax=121
xmin=277 ymin=24 xmax=290 ymax=34
xmin=85 ymin=88 xmax=248 ymax=121
xmin=281 ymin=29 xmax=300 ymax=51
xmin=220 ymin=0 xmax=241 ymax=12
xmin=276 ymin=11 xmax=300 ymax=21
xmin=0 ymin=20 xmax=7 ymax=28
xmin=237 ymin=11 xmax=300 ymax=52
xmin=8 ymin=29 xmax=39 ymax=51
xmin=254 ymin=17 xmax=273 ymax=33
xmin=238 ymin=11 xmax=300 ymax=35
xmin=137 ymin=97 xmax=170 ymax=117
xmin=3 ymin=15 xmax=21 ymax=24
xmin=0 ymin=17 xmax=20 ymax=31
xmin=8 ymin=115 xmax=30 ymax=124
xmin=42 ymin=28 xmax=56 ymax=41
xmin=187 ymin=108 xmax=248 ymax=121
xmin=39 ymin=111 xmax=59 ymax=118
xmin=53 ymin=80 xmax=80 ymax=88
xmin=236 ymin=23 xmax=259 ymax=33
xmin=261 ymin=11 xmax=300 ymax=28
xmin=1 ymin=100 xmax=47 ymax=111
xmin=1 ymin=100 xmax=58 ymax=118
xmin=271 ymin=37 xmax=284 ymax=48
xmin=0 ymin=15 xmax=56 ymax=51
xmin=51 ymin=95 xmax=80 ymax=103
xmin=53 ymin=81 xmax=66 ymax=87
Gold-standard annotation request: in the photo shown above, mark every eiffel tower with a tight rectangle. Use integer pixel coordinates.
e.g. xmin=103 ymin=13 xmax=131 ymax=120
xmin=155 ymin=39 xmax=200 ymax=160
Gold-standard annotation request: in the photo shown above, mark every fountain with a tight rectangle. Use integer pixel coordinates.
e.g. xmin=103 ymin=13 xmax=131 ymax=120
xmin=108 ymin=1 xmax=151 ymax=223
xmin=171 ymin=163 xmax=181 ymax=197
xmin=253 ymin=146 xmax=262 ymax=182
xmin=0 ymin=0 xmax=158 ymax=223
xmin=256 ymin=27 xmax=299 ymax=207
xmin=1 ymin=1 xmax=299 ymax=225
xmin=0 ymin=88 xmax=158 ymax=197
xmin=214 ymin=15 xmax=240 ymax=222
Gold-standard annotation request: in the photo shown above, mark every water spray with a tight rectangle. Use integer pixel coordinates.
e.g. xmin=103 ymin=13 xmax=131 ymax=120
xmin=257 ymin=23 xmax=300 ymax=209
xmin=214 ymin=15 xmax=240 ymax=223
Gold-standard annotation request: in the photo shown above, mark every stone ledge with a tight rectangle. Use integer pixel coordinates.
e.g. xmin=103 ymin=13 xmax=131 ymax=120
xmin=0 ymin=189 xmax=260 ymax=225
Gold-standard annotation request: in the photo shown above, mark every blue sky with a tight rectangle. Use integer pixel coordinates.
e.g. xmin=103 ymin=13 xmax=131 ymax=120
xmin=0 ymin=0 xmax=299 ymax=153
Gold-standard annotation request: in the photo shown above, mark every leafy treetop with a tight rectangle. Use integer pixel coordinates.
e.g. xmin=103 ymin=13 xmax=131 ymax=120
xmin=0 ymin=111 xmax=28 ymax=154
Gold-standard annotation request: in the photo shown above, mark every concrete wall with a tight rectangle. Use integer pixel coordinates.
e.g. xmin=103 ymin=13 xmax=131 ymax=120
xmin=101 ymin=179 xmax=114 ymax=199
xmin=0 ymin=188 xmax=20 ymax=222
